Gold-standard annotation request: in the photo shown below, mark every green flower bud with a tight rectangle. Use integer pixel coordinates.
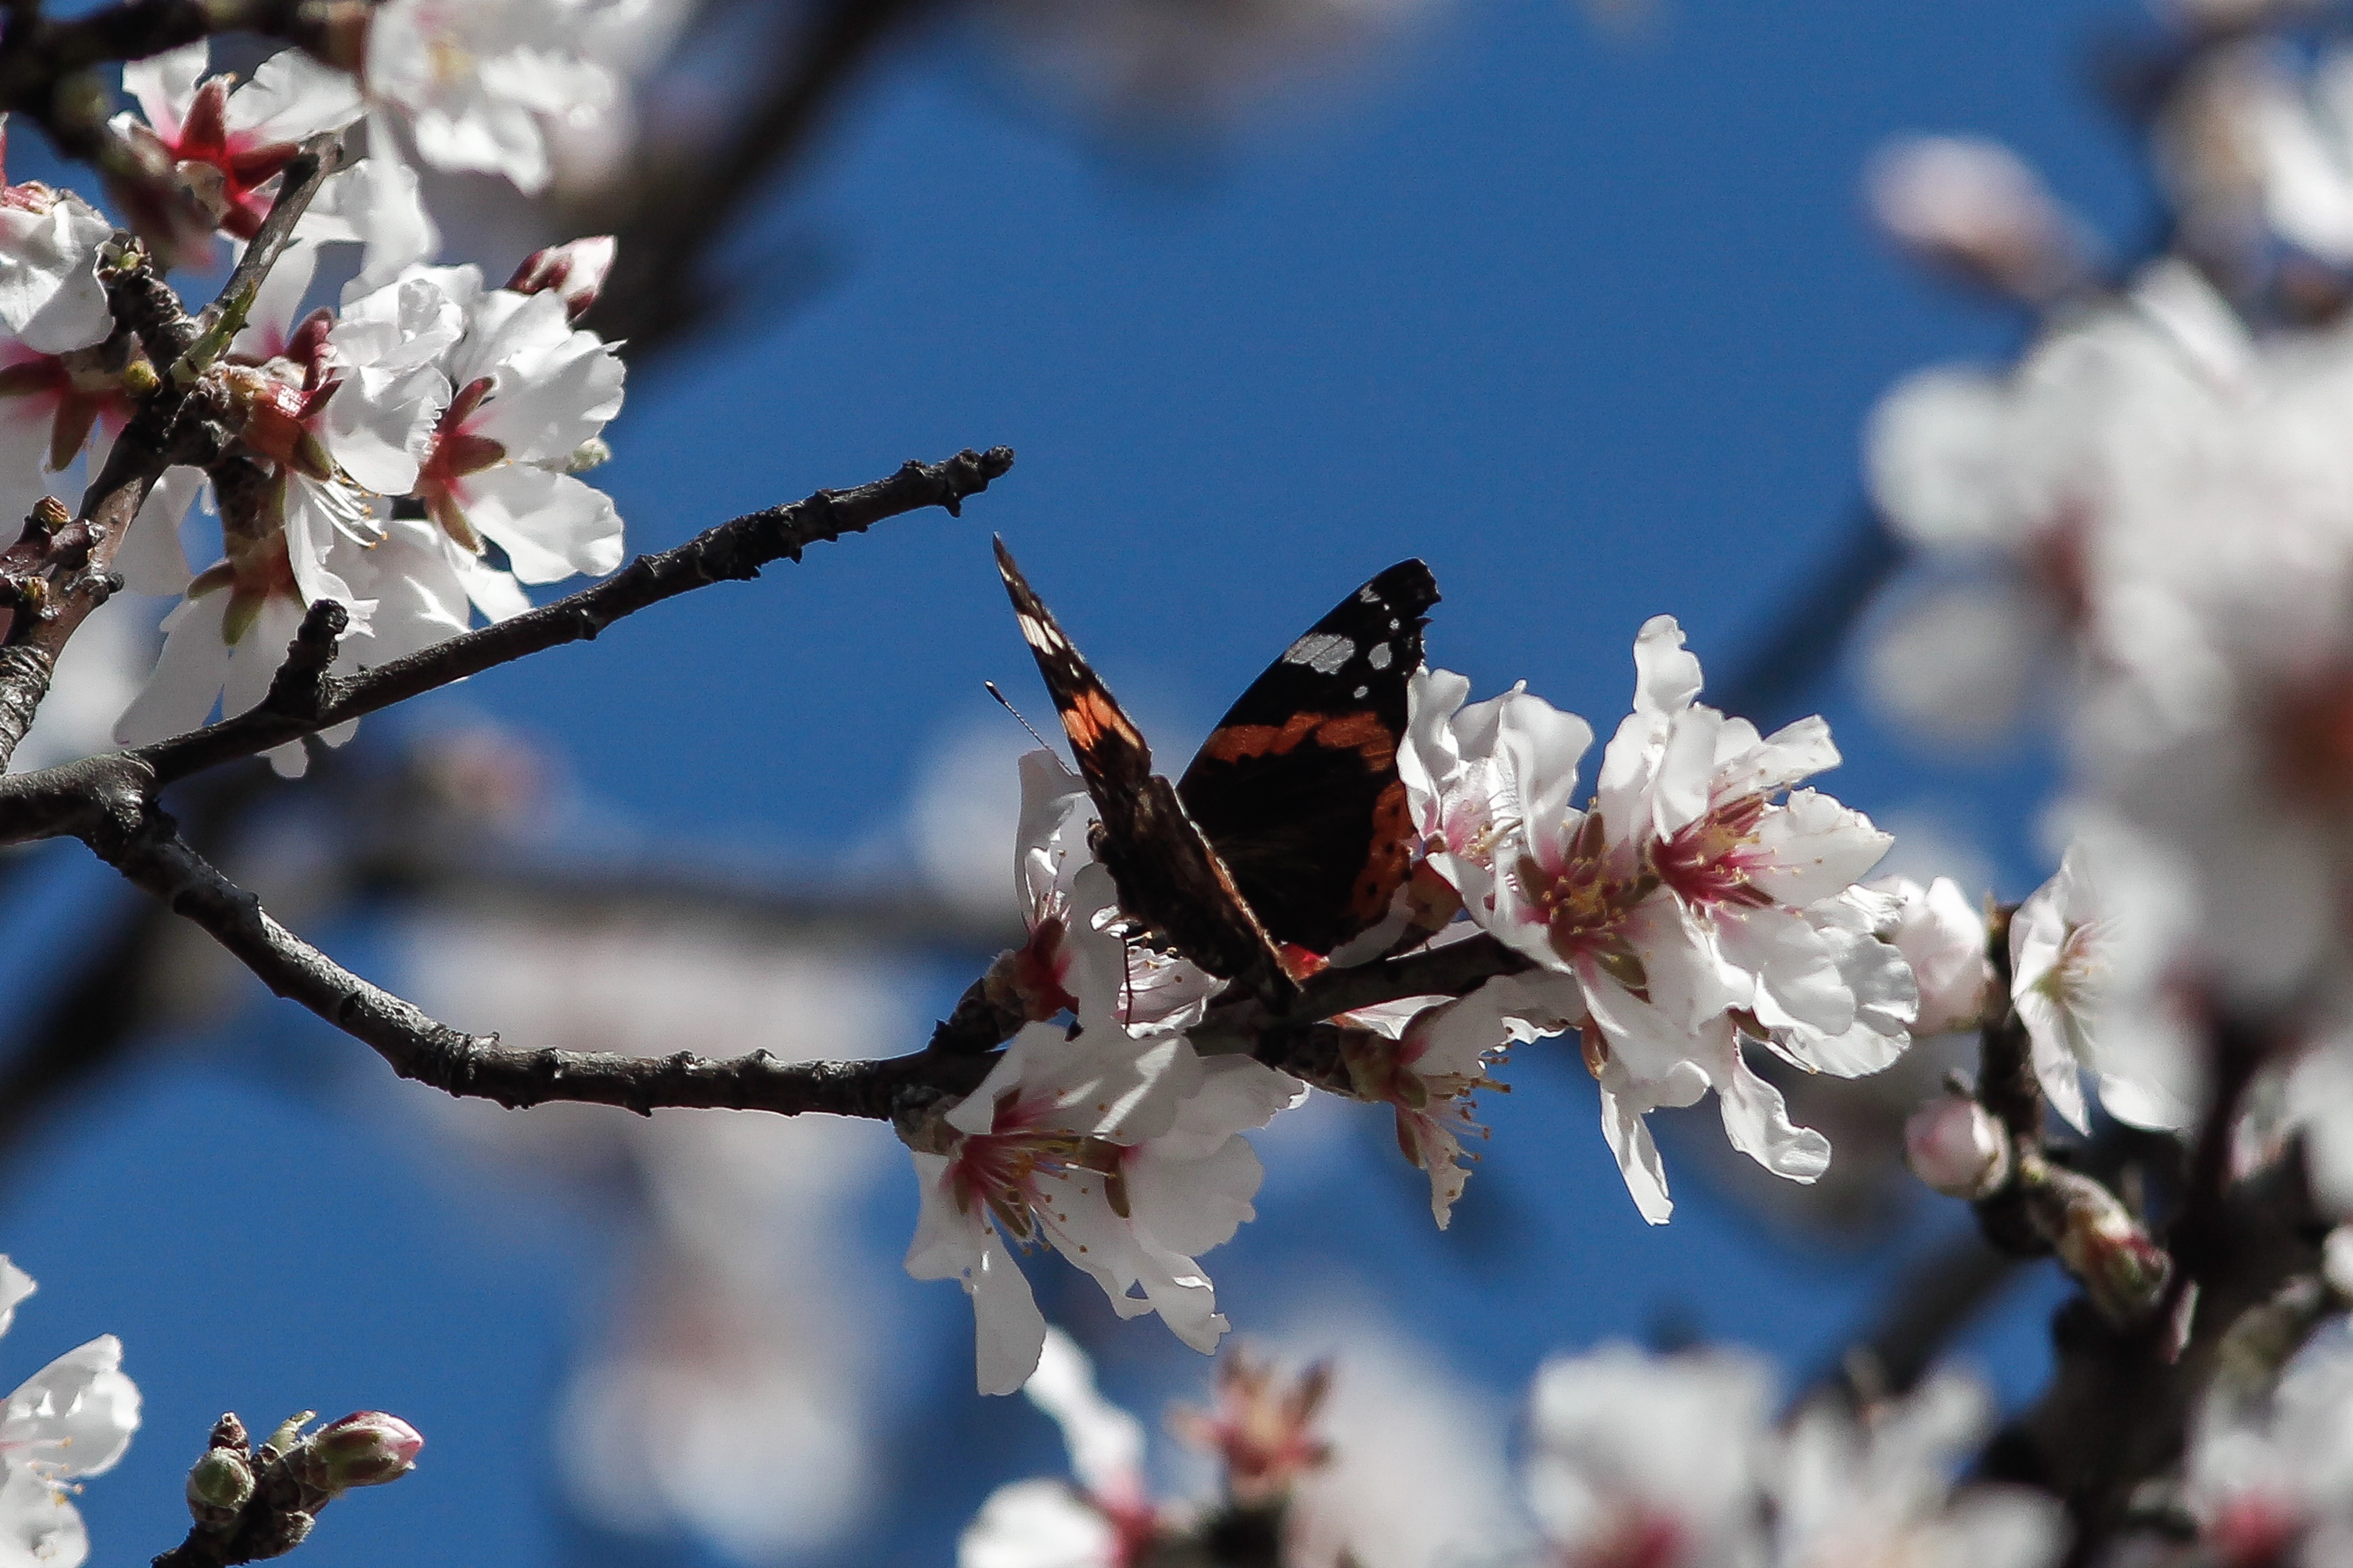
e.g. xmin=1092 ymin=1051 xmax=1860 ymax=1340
xmin=185 ymin=1446 xmax=254 ymax=1529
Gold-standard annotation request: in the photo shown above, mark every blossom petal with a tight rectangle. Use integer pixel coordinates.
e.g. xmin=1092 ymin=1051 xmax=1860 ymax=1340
xmin=456 ymin=464 xmax=622 ymax=583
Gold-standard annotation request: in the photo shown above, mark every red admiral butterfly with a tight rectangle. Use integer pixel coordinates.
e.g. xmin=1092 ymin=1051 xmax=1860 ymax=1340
xmin=994 ymin=539 xmax=1439 ymax=1007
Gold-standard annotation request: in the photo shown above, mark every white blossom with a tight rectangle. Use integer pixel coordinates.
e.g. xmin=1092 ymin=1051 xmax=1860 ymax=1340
xmin=902 ymin=1010 xmax=1300 ymax=1394
xmin=0 ymin=1259 xmax=139 ymax=1568
xmin=364 ymin=0 xmax=628 ymax=195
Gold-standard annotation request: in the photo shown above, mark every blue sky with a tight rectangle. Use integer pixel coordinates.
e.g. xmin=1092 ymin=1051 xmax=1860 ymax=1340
xmin=1 ymin=1 xmax=2164 ymax=1563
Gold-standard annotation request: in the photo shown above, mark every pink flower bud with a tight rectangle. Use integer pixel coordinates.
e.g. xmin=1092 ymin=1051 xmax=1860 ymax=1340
xmin=507 ymin=236 xmax=616 ymax=323
xmin=1904 ymin=1093 xmax=2010 ymax=1199
xmin=291 ymin=1412 xmax=423 ymax=1494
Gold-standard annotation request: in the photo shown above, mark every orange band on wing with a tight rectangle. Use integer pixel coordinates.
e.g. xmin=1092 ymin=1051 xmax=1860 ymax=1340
xmin=1201 ymin=710 xmax=1396 ymax=768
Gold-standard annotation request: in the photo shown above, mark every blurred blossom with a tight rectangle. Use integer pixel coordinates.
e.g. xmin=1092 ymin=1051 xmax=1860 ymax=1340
xmin=963 ymin=1317 xmax=1509 ymax=1568
xmin=402 ymin=912 xmax=916 ymax=1555
xmin=364 ymin=0 xmax=632 ymax=196
xmin=1525 ymin=1342 xmax=1777 ymax=1566
xmin=1527 ymin=1345 xmax=2062 ymax=1568
xmin=1862 ymin=238 xmax=2353 ymax=1075
xmin=914 ymin=720 xmax=1044 ymax=917
xmin=1871 ymin=875 xmax=1990 ymax=1038
xmin=11 ymin=598 xmax=155 ymax=773
xmin=1774 ymin=1373 xmax=2064 ymax=1568
xmin=2184 ymin=1323 xmax=2353 ymax=1566
xmin=1276 ymin=1319 xmax=1514 ymax=1568
xmin=0 ymin=1257 xmax=141 ymax=1568
xmin=1866 ymin=135 xmax=2091 ymax=304
xmin=2010 ymin=839 xmax=2200 ymax=1134
xmin=987 ymin=0 xmax=1447 ymax=123
xmin=961 ymin=1328 xmax=1156 ymax=1568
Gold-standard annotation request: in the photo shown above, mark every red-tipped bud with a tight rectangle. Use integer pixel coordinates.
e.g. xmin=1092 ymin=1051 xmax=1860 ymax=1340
xmin=1904 ymin=1092 xmax=2011 ymax=1199
xmin=507 ymin=236 xmax=616 ymax=323
xmin=2038 ymin=1167 xmax=2171 ymax=1326
xmin=291 ymin=1412 xmax=423 ymax=1494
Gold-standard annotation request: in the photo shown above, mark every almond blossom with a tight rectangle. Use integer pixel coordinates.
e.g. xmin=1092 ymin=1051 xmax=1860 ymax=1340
xmin=362 ymin=0 xmax=628 ymax=195
xmin=997 ymin=753 xmax=1219 ymax=1033
xmin=901 ymin=958 xmax=1301 ymax=1393
xmin=115 ymin=42 xmax=361 ymax=243
xmin=961 ymin=1327 xmax=1158 ymax=1568
xmin=2010 ymin=844 xmax=2197 ymax=1133
xmin=1525 ymin=1342 xmax=1777 ymax=1568
xmin=1333 ymin=970 xmax=1554 ymax=1227
xmin=0 ymin=134 xmax=132 ymax=530
xmin=405 ymin=262 xmax=625 ymax=590
xmin=0 ymin=1258 xmax=141 ymax=1568
xmin=1424 ymin=622 xmax=1914 ymax=1222
xmin=0 ymin=134 xmax=115 ymax=358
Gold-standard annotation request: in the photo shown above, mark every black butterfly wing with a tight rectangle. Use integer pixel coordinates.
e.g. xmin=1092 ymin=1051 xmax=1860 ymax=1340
xmin=1176 ymin=560 xmax=1439 ymax=956
xmin=994 ymin=539 xmax=1295 ymax=1005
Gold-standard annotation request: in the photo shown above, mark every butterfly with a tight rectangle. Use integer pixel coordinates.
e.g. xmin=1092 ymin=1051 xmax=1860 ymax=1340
xmin=994 ymin=538 xmax=1439 ymax=1007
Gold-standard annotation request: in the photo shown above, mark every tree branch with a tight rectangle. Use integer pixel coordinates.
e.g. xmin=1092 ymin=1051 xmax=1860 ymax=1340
xmin=123 ymin=446 xmax=1016 ymax=790
xmin=84 ymin=800 xmax=999 ymax=1119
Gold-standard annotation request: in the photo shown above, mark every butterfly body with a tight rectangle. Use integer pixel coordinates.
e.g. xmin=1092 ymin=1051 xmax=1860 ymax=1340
xmin=994 ymin=540 xmax=1438 ymax=1006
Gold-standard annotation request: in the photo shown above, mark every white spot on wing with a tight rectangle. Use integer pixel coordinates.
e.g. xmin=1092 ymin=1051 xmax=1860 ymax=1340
xmin=1367 ymin=643 xmax=1394 ymax=670
xmin=1354 ymin=685 xmax=1369 ymax=698
xmin=1284 ymin=632 xmax=1355 ymax=675
xmin=1357 ymin=586 xmax=1380 ymax=605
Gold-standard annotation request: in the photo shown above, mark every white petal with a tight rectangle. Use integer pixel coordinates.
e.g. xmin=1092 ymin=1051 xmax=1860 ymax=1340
xmin=0 ymin=1261 xmax=32 ymax=1340
xmin=1022 ymin=1329 xmax=1144 ymax=1500
xmin=959 ymin=1479 xmax=1117 ymax=1568
xmin=0 ymin=1463 xmax=86 ymax=1568
xmin=226 ymin=46 xmax=363 ymax=142
xmin=112 ymin=590 xmax=231 ymax=745
xmin=457 ymin=464 xmax=622 ymax=583
xmin=1599 ymin=1082 xmax=1673 ymax=1225
xmin=2 ymin=1335 xmax=139 ymax=1477
xmin=122 ymin=42 xmax=205 ymax=141
xmin=115 ymin=468 xmax=201 ymax=598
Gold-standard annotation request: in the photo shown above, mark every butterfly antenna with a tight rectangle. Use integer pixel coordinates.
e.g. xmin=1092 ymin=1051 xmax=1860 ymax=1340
xmin=985 ymin=680 xmax=1058 ymax=752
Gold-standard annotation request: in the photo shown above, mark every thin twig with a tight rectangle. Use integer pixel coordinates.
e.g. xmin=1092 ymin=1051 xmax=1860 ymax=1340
xmin=172 ymin=128 xmax=347 ymax=384
xmin=122 ymin=446 xmax=1016 ymax=791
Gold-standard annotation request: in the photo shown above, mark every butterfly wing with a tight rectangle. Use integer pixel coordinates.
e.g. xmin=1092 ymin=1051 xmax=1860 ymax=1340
xmin=1176 ymin=560 xmax=1439 ymax=956
xmin=994 ymin=538 xmax=1295 ymax=1004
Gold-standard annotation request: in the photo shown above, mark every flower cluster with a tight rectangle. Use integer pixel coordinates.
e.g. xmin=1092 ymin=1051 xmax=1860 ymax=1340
xmin=965 ymin=1333 xmax=2067 ymax=1568
xmin=1527 ymin=1343 xmax=2063 ymax=1568
xmin=0 ymin=39 xmax=632 ymax=776
xmin=912 ymin=616 xmax=1928 ymax=1393
xmin=1402 ymin=618 xmax=1919 ymax=1222
xmin=110 ymin=248 xmax=625 ymax=772
xmin=1860 ymin=4 xmax=2353 ymax=1219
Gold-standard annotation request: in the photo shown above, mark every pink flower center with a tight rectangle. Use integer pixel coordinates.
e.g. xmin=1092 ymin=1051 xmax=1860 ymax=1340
xmin=1516 ymin=813 xmax=1648 ymax=970
xmin=1652 ymin=795 xmax=1774 ymax=910
xmin=2208 ymin=1494 xmax=2305 ymax=1568
xmin=946 ymin=1100 xmax=1126 ymax=1241
xmin=1572 ymin=1510 xmax=1686 ymax=1568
